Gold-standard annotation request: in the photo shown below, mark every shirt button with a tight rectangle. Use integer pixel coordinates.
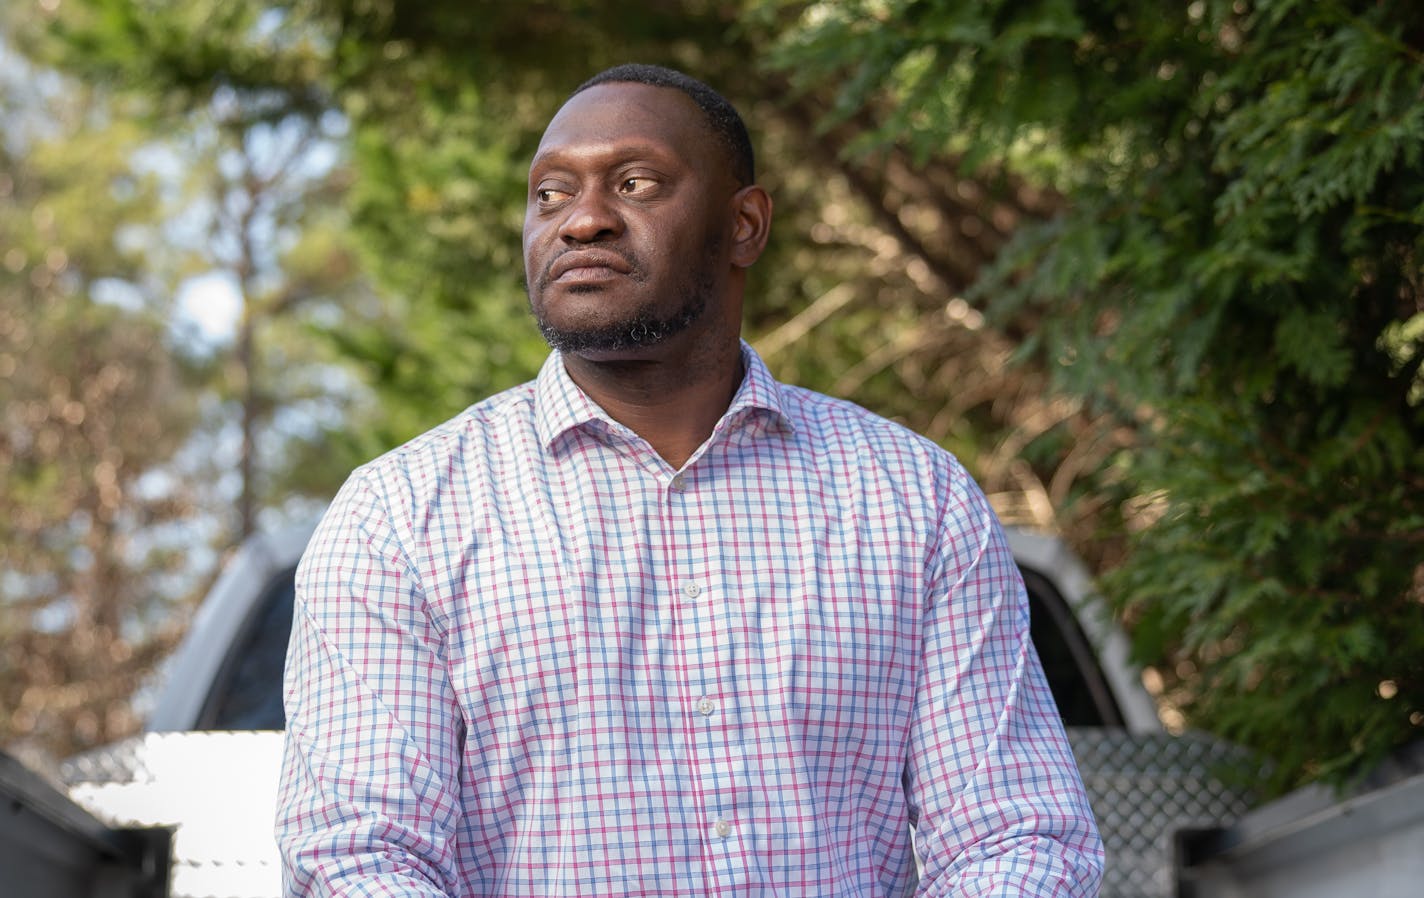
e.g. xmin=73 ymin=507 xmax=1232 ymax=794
xmin=682 ymin=581 xmax=702 ymax=599
xmin=670 ymin=474 xmax=687 ymax=492
xmin=696 ymin=697 xmax=716 ymax=717
xmin=714 ymin=819 xmax=732 ymax=839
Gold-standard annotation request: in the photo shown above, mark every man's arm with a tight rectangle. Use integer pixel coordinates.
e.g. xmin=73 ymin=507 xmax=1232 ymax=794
xmin=905 ymin=478 xmax=1103 ymax=897
xmin=276 ymin=473 xmax=464 ymax=897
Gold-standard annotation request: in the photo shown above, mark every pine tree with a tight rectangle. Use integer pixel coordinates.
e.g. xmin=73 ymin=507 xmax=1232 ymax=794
xmin=763 ymin=0 xmax=1424 ymax=791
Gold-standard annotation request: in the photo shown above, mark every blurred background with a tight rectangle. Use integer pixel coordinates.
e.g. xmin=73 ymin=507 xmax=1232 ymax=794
xmin=1 ymin=0 xmax=1420 ymax=802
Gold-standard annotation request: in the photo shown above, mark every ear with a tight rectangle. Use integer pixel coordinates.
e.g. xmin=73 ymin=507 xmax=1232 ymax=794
xmin=728 ymin=185 xmax=773 ymax=269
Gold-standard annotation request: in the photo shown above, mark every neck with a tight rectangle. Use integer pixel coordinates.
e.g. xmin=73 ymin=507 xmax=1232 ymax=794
xmin=561 ymin=334 xmax=743 ymax=469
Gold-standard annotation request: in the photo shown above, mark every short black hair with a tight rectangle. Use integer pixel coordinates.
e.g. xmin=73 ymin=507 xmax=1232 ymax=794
xmin=572 ymin=63 xmax=755 ymax=186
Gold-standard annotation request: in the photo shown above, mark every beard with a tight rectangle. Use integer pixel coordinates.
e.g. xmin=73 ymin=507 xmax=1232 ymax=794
xmin=533 ymin=284 xmax=707 ymax=355
xmin=526 ymin=233 xmax=722 ymax=355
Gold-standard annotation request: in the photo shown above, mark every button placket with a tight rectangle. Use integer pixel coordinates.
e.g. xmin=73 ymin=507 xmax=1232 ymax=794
xmin=664 ymin=460 xmax=740 ymax=867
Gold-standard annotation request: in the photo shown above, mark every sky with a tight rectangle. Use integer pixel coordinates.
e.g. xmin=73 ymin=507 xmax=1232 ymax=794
xmin=175 ymin=271 xmax=243 ymax=345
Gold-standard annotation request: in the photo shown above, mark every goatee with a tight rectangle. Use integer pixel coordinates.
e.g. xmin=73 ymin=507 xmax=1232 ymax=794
xmin=527 ymin=233 xmax=721 ymax=354
xmin=533 ymin=292 xmax=707 ymax=354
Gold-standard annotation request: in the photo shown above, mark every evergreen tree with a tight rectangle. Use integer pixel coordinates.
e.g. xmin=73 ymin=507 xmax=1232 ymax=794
xmin=763 ymin=0 xmax=1424 ymax=791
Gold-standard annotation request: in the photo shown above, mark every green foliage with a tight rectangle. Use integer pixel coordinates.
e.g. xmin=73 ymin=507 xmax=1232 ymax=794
xmin=767 ymin=0 xmax=1424 ymax=792
xmin=1113 ymin=391 xmax=1423 ymax=791
xmin=329 ymin=68 xmax=550 ymax=453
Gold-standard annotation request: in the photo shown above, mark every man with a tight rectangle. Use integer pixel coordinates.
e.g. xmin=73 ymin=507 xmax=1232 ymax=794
xmin=277 ymin=64 xmax=1103 ymax=896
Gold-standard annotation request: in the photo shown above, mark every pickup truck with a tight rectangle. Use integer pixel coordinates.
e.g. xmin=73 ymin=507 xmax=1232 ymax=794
xmin=52 ymin=521 xmax=1257 ymax=898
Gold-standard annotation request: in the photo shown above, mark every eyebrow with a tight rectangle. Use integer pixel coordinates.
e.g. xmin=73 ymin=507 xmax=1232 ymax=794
xmin=530 ymin=140 xmax=681 ymax=175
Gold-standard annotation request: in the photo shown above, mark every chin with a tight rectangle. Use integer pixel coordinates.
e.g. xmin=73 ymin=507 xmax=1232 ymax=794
xmin=536 ymin=306 xmax=704 ymax=357
xmin=538 ymin=319 xmax=674 ymax=355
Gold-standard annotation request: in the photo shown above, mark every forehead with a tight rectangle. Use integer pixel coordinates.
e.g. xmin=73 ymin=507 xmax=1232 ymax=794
xmin=531 ymin=82 xmax=716 ymax=172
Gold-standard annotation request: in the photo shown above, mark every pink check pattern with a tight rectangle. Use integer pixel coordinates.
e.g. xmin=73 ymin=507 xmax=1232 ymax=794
xmin=276 ymin=344 xmax=1103 ymax=897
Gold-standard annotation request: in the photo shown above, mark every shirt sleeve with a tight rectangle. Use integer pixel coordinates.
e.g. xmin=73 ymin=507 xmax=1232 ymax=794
xmin=275 ymin=471 xmax=464 ymax=897
xmin=905 ymin=473 xmax=1104 ymax=897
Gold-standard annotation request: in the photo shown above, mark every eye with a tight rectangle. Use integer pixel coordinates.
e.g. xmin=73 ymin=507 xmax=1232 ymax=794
xmin=535 ymin=185 xmax=571 ymax=205
xmin=619 ymin=176 xmax=656 ymax=196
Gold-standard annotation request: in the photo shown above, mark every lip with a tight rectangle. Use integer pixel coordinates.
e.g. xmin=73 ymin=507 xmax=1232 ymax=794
xmin=547 ymin=250 xmax=633 ymax=284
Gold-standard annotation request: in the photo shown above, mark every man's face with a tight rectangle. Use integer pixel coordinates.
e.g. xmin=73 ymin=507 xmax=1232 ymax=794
xmin=522 ymin=82 xmax=740 ymax=357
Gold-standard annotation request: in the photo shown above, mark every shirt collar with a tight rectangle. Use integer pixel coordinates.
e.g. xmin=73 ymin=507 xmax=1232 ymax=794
xmin=534 ymin=340 xmax=794 ymax=451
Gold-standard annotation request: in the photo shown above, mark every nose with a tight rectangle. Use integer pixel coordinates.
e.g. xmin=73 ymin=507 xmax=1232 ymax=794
xmin=559 ymin=189 xmax=622 ymax=244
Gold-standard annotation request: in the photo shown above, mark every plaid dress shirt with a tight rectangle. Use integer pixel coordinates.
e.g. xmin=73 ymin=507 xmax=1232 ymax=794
xmin=276 ymin=343 xmax=1103 ymax=897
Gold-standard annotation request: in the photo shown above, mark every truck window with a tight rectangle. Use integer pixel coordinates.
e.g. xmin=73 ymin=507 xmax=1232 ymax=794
xmin=1022 ymin=568 xmax=1124 ymax=727
xmin=198 ymin=563 xmax=1127 ymax=731
xmin=199 ymin=569 xmax=296 ymax=731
